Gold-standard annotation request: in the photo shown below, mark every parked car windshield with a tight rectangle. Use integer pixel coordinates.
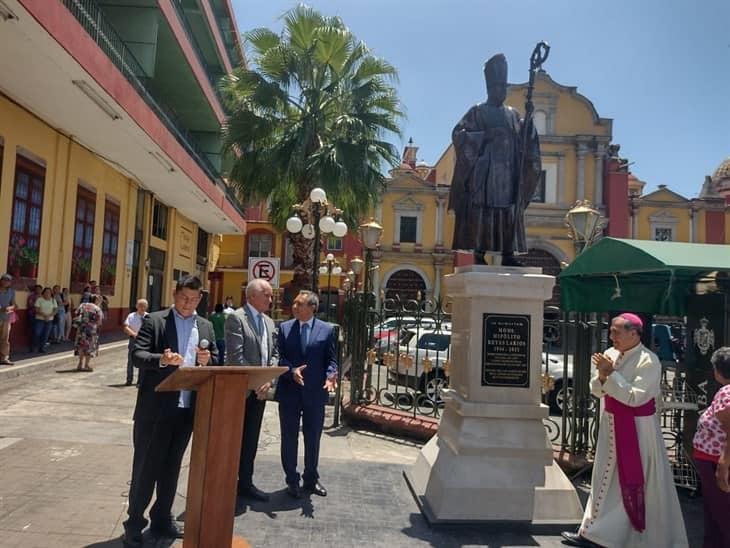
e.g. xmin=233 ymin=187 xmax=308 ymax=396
xmin=417 ymin=333 xmax=450 ymax=351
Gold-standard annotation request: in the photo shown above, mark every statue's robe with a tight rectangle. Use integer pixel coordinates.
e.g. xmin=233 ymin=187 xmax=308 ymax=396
xmin=448 ymin=102 xmax=541 ymax=254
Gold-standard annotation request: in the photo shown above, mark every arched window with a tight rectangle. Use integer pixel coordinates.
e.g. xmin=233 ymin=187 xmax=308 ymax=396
xmin=533 ymin=110 xmax=547 ymax=135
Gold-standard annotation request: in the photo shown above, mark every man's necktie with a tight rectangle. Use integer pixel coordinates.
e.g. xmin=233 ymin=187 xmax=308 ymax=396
xmin=301 ymin=322 xmax=309 ymax=355
xmin=257 ymin=313 xmax=264 ymax=338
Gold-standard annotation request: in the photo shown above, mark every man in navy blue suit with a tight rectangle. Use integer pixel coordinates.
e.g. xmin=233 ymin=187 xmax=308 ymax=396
xmin=275 ymin=290 xmax=338 ymax=498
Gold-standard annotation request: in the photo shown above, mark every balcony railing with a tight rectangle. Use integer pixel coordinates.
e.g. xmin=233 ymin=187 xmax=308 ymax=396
xmin=62 ymin=0 xmax=244 ymax=218
xmin=170 ymin=0 xmax=227 ymax=101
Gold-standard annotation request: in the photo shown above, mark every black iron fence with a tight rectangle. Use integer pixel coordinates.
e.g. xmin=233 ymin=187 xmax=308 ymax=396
xmin=343 ymin=293 xmax=452 ymax=419
xmin=343 ymin=298 xmax=700 ymax=490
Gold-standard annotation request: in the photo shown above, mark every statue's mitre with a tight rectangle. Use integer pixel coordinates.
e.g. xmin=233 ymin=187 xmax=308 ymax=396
xmin=483 ymin=54 xmax=508 ymax=84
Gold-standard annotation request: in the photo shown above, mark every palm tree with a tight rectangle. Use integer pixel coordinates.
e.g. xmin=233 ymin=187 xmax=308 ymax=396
xmin=221 ymin=4 xmax=403 ymax=290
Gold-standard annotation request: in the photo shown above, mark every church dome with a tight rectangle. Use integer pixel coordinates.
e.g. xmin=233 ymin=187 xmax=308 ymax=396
xmin=711 ymin=157 xmax=730 ymax=199
xmin=712 ymin=157 xmax=730 ymax=181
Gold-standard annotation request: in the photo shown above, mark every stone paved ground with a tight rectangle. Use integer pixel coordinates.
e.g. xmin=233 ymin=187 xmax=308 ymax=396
xmin=0 ymin=345 xmax=704 ymax=547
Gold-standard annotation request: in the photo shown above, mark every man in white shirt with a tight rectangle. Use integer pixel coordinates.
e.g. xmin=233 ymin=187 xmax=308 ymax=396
xmin=225 ymin=279 xmax=277 ymax=502
xmin=123 ymin=276 xmax=216 ymax=547
xmin=123 ymin=299 xmax=149 ymax=386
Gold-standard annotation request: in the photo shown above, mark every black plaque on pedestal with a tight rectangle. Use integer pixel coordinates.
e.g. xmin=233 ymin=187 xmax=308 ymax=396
xmin=482 ymin=313 xmax=530 ymax=387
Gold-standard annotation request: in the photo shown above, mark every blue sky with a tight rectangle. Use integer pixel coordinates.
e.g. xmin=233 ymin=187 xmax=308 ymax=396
xmin=232 ymin=0 xmax=729 ymax=198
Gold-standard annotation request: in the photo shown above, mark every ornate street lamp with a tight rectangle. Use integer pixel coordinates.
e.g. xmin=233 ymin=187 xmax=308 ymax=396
xmin=319 ymin=253 xmax=342 ymax=321
xmin=350 ymin=256 xmax=363 ymax=290
xmin=349 ymin=219 xmax=383 ymax=404
xmin=358 ymin=218 xmax=383 ymax=294
xmin=286 ymin=187 xmax=348 ymax=293
xmin=565 ymin=200 xmax=604 ymax=255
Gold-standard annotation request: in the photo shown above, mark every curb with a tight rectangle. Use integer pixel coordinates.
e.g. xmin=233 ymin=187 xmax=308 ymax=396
xmin=343 ymin=402 xmax=439 ymax=442
xmin=0 ymin=340 xmax=129 ymax=381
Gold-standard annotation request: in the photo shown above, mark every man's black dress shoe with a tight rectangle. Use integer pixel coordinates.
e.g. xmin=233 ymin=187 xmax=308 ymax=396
xmin=122 ymin=530 xmax=143 ymax=548
xmin=238 ymin=484 xmax=270 ymax=502
xmin=151 ymin=521 xmax=184 ymax=539
xmin=285 ymin=483 xmax=302 ymax=499
xmin=303 ymin=481 xmax=327 ymax=497
xmin=561 ymin=531 xmax=600 ymax=547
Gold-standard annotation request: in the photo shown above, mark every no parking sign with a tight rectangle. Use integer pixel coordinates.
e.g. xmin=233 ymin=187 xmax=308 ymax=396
xmin=248 ymin=257 xmax=280 ymax=288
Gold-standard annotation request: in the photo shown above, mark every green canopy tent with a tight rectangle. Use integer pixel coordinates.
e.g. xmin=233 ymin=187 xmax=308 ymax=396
xmin=559 ymin=238 xmax=730 ymax=315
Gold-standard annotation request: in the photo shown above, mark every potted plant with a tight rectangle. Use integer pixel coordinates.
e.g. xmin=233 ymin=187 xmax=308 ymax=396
xmin=20 ymin=247 xmax=39 ymax=278
xmin=8 ymin=236 xmax=26 ymax=277
xmin=101 ymin=260 xmax=116 ymax=287
xmin=73 ymin=256 xmax=92 ymax=282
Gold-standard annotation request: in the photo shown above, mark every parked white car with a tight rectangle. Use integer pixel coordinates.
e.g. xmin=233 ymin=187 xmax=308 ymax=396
xmin=542 ymin=352 xmax=574 ymax=414
xmin=386 ymin=329 xmax=452 ymax=401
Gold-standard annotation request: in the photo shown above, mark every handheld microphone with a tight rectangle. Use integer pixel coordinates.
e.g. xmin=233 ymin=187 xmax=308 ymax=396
xmin=199 ymin=338 xmax=210 ymax=350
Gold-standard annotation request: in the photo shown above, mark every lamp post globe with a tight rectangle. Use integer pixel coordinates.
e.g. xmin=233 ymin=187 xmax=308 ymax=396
xmin=565 ymin=200 xmax=602 ymax=254
xmin=286 ymin=215 xmax=303 ymax=234
xmin=350 ymin=257 xmax=363 ymax=276
xmin=332 ymin=220 xmax=348 ymax=238
xmin=359 ymin=218 xmax=384 ymax=250
xmin=310 ymin=187 xmax=326 ymax=203
xmin=319 ymin=215 xmax=336 ymax=233
xmin=301 ymin=224 xmax=316 ymax=239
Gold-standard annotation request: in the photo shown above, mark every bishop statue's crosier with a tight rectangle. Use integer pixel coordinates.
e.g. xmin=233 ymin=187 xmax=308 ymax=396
xmin=448 ymin=53 xmax=543 ymax=266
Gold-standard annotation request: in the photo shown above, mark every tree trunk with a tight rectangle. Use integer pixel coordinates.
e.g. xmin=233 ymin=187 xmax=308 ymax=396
xmin=290 ymin=232 xmax=314 ymax=292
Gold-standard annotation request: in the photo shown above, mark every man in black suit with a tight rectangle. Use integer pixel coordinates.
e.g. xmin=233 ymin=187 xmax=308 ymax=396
xmin=225 ymin=278 xmax=278 ymax=502
xmin=275 ymin=290 xmax=338 ymax=498
xmin=122 ymin=275 xmax=217 ymax=548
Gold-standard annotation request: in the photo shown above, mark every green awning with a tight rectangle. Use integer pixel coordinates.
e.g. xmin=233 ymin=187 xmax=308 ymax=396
xmin=559 ymin=238 xmax=730 ymax=314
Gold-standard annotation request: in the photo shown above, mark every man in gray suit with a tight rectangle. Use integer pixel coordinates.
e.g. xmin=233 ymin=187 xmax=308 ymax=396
xmin=225 ymin=278 xmax=277 ymax=502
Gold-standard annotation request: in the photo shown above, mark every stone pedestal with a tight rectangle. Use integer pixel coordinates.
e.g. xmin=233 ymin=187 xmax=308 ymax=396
xmin=405 ymin=266 xmax=582 ymax=524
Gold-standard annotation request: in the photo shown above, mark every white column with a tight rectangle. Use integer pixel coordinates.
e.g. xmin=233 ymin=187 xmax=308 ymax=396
xmin=433 ymin=263 xmax=442 ymax=300
xmin=435 ymin=196 xmax=445 ymax=247
xmin=594 ymin=144 xmax=605 ymax=206
xmin=576 ymin=143 xmax=588 ymax=201
xmin=557 ymin=154 xmax=566 ymax=204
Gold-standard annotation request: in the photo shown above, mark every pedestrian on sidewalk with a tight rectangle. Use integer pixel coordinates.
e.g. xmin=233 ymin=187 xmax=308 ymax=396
xmin=26 ymin=284 xmax=41 ymax=351
xmin=209 ymin=303 xmax=227 ymax=365
xmin=50 ymin=285 xmax=65 ymax=343
xmin=0 ymin=273 xmax=17 ymax=365
xmin=60 ymin=288 xmax=71 ymax=341
xmin=692 ymin=347 xmax=730 ymax=548
xmin=122 ymin=275 xmax=217 ymax=548
xmin=275 ymin=290 xmax=338 ymax=499
xmin=225 ymin=279 xmax=277 ymax=502
xmin=123 ymin=299 xmax=148 ymax=385
xmin=73 ymin=294 xmax=103 ymax=371
xmin=33 ymin=287 xmax=57 ymax=353
xmin=561 ymin=313 xmax=688 ymax=547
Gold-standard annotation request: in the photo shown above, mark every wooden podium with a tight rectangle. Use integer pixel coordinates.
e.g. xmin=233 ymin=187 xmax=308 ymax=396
xmin=156 ymin=365 xmax=288 ymax=548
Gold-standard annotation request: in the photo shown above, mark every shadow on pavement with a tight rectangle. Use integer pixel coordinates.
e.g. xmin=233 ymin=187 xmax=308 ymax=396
xmin=82 ymin=533 xmax=176 ymax=548
xmin=235 ymin=488 xmax=315 ymax=519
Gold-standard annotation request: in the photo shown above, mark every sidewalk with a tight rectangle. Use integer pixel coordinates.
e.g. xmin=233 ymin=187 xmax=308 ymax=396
xmin=0 ymin=333 xmax=128 ymax=381
xmin=0 ymin=344 xmax=704 ymax=547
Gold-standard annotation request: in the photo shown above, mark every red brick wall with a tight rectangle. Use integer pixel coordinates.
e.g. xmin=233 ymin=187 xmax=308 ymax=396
xmin=604 ymin=158 xmax=630 ymax=238
xmin=705 ymin=210 xmax=726 ymax=244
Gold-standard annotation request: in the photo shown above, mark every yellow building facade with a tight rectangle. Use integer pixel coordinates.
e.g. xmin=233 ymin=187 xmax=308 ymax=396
xmin=0 ymin=94 xmax=216 ymax=339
